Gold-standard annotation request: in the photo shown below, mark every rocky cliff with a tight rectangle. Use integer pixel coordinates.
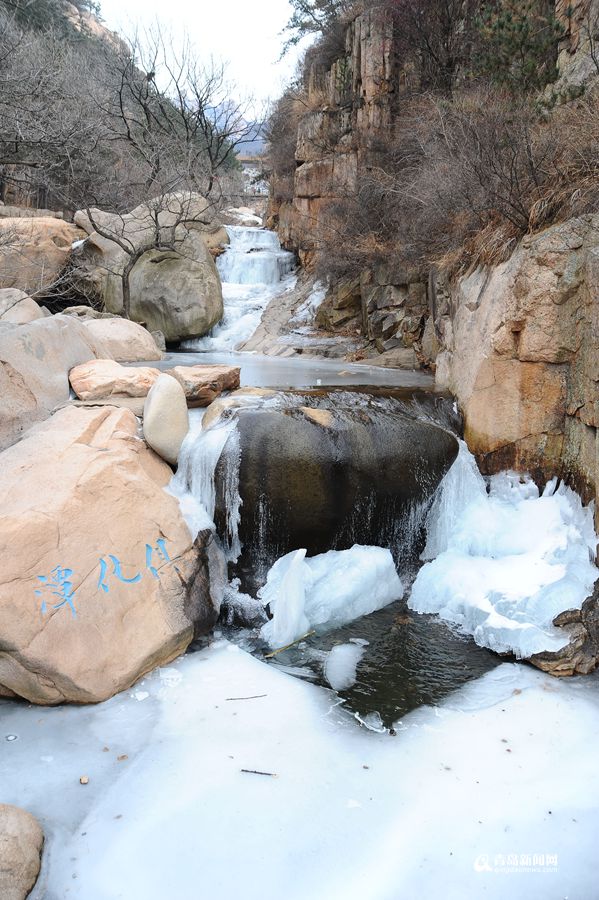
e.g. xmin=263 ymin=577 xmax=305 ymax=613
xmin=272 ymin=7 xmax=396 ymax=262
xmin=435 ymin=215 xmax=599 ymax=525
xmin=271 ymin=1 xmax=599 ymax=511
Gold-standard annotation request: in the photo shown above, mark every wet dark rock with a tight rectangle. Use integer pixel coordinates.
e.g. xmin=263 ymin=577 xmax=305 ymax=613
xmin=215 ymin=396 xmax=458 ymax=593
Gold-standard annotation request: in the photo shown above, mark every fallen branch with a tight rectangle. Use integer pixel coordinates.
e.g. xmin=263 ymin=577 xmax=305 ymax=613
xmin=240 ymin=769 xmax=277 ymax=777
xmin=264 ymin=631 xmax=316 ymax=658
xmin=225 ymin=694 xmax=268 ymax=701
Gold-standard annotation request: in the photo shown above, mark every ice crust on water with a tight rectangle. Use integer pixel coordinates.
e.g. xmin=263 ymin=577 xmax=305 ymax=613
xmin=409 ymin=440 xmax=599 ymax=657
xmin=5 ymin=645 xmax=599 ymax=900
xmin=181 ymin=225 xmax=296 ymax=352
xmin=324 ymin=640 xmax=367 ymax=691
xmin=260 ymin=546 xmax=404 ymax=648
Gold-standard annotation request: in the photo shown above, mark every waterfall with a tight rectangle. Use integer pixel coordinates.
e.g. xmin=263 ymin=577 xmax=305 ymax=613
xmin=181 ymin=225 xmax=296 ymax=352
xmin=169 ymin=413 xmax=242 ymax=562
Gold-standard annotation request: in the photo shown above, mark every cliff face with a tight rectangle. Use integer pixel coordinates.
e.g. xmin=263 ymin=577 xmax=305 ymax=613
xmin=274 ymin=7 xmax=396 ymax=262
xmin=272 ymin=2 xmax=599 ymax=507
xmin=435 ymin=216 xmax=599 ymax=518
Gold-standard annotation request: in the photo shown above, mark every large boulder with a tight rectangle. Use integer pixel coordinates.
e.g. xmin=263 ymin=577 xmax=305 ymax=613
xmin=435 ymin=214 xmax=599 ymax=527
xmin=0 ymin=315 xmax=109 ymax=451
xmin=0 ymin=805 xmax=43 ymax=900
xmin=0 ymin=405 xmax=223 ymax=704
xmin=73 ymin=192 xmax=224 ymax=342
xmin=0 ymin=216 xmax=83 ymax=293
xmin=69 ymin=359 xmax=160 ymax=400
xmin=0 ymin=289 xmax=46 ymax=324
xmin=204 ymin=390 xmax=459 ymax=592
xmin=143 ymin=374 xmax=189 ymax=465
xmin=78 ymin=317 xmax=163 ymax=362
xmin=169 ymin=364 xmax=241 ymax=406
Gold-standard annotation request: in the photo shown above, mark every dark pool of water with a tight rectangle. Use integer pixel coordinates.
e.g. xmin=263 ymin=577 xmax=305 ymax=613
xmin=211 ymin=598 xmax=500 ymax=729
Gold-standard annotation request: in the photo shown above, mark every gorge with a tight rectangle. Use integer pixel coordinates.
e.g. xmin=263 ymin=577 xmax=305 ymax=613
xmin=1 ymin=0 xmax=599 ymax=897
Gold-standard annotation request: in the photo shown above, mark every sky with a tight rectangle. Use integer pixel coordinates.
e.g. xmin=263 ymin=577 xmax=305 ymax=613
xmin=98 ymin=0 xmax=304 ymax=105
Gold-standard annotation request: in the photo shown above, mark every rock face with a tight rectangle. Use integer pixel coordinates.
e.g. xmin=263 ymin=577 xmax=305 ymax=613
xmin=0 ymin=315 xmax=108 ymax=451
xmin=143 ymin=373 xmax=190 ymax=465
xmin=553 ymin=0 xmax=599 ymax=95
xmin=0 ymin=805 xmax=44 ymax=900
xmin=0 ymin=405 xmax=222 ymax=704
xmin=0 ymin=216 xmax=83 ymax=294
xmin=169 ymin=365 xmax=241 ymax=406
xmin=273 ymin=8 xmax=395 ymax=266
xmin=78 ymin=317 xmax=163 ymax=362
xmin=435 ymin=214 xmax=599 ymax=527
xmin=69 ymin=359 xmax=161 ymax=400
xmin=74 ymin=193 xmax=224 ymax=342
xmin=0 ymin=289 xmax=46 ymax=324
xmin=211 ymin=392 xmax=458 ymax=592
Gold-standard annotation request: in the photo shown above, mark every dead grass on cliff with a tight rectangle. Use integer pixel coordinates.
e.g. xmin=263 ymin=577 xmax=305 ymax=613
xmin=312 ymin=84 xmax=599 ymax=281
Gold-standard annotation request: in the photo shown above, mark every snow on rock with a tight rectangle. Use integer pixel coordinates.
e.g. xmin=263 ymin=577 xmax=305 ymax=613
xmin=409 ymin=441 xmax=599 ymax=658
xmin=3 ymin=645 xmax=599 ymax=899
xmin=290 ymin=281 xmax=327 ymax=326
xmin=260 ymin=546 xmax=404 ymax=649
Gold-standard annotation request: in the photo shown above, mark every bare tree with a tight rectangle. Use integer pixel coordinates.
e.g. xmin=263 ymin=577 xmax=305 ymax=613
xmin=94 ymin=28 xmax=260 ymax=204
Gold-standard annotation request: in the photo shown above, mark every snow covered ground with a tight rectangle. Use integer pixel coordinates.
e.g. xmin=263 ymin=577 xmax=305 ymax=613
xmin=3 ymin=642 xmax=599 ymax=900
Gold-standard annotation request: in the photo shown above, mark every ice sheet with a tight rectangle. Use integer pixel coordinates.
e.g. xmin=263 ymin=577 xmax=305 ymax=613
xmin=3 ymin=645 xmax=599 ymax=900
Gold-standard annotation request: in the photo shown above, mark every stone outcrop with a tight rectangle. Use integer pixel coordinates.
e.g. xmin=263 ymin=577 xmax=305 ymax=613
xmin=77 ymin=316 xmax=163 ymax=362
xmin=273 ymin=9 xmax=395 ymax=266
xmin=0 ymin=405 xmax=222 ymax=704
xmin=0 ymin=289 xmax=46 ymax=324
xmin=212 ymin=390 xmax=458 ymax=593
xmin=169 ymin=364 xmax=241 ymax=406
xmin=69 ymin=359 xmax=161 ymax=400
xmin=0 ymin=805 xmax=44 ymax=900
xmin=0 ymin=315 xmax=108 ymax=450
xmin=73 ymin=192 xmax=224 ymax=342
xmin=69 ymin=360 xmax=241 ymax=406
xmin=143 ymin=373 xmax=189 ymax=465
xmin=0 ymin=216 xmax=83 ymax=294
xmin=435 ymin=214 xmax=599 ymax=527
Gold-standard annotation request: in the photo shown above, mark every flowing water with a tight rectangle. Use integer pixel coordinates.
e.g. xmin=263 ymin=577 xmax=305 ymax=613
xmin=181 ymin=225 xmax=296 ymax=352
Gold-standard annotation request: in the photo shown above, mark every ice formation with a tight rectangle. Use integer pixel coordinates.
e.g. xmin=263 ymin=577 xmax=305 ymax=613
xmin=168 ymin=412 xmax=242 ymax=559
xmin=260 ymin=546 xmax=404 ymax=648
xmin=409 ymin=441 xmax=599 ymax=657
xmin=324 ymin=639 xmax=368 ymax=691
xmin=182 ymin=226 xmax=296 ymax=352
xmin=290 ymin=281 xmax=327 ymax=326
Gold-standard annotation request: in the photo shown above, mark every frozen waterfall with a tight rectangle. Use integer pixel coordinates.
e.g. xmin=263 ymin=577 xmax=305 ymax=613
xmin=181 ymin=225 xmax=296 ymax=352
xmin=408 ymin=441 xmax=599 ymax=658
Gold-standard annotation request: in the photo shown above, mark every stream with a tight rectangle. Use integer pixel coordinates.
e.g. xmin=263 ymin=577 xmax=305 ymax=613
xmin=4 ymin=225 xmax=599 ymax=900
xmin=166 ymin=225 xmax=502 ymax=725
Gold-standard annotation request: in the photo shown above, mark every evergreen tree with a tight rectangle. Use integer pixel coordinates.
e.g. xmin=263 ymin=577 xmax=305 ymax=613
xmin=475 ymin=0 xmax=565 ymax=92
